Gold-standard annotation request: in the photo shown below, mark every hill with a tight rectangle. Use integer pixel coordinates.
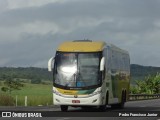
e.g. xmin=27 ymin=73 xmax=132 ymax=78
xmin=130 ymin=64 xmax=160 ymax=84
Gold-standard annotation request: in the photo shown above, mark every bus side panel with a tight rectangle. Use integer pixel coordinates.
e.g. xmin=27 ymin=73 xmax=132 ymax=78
xmin=109 ymin=48 xmax=130 ymax=104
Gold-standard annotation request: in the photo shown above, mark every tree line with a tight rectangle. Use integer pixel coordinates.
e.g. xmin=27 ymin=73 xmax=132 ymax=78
xmin=0 ymin=67 xmax=52 ymax=82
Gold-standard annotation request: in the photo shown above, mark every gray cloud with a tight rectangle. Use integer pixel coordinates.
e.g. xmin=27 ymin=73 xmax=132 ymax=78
xmin=2 ymin=0 xmax=160 ymax=26
xmin=0 ymin=0 xmax=160 ymax=67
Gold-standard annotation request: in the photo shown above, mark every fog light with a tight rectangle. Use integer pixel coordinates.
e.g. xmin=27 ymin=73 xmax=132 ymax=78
xmin=92 ymin=99 xmax=97 ymax=103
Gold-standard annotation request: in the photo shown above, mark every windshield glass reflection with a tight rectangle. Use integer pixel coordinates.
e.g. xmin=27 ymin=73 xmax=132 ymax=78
xmin=54 ymin=52 xmax=100 ymax=88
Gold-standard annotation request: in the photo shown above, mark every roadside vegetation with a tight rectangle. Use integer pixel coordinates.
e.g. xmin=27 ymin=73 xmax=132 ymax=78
xmin=0 ymin=82 xmax=53 ymax=106
xmin=130 ymin=73 xmax=160 ymax=94
xmin=0 ymin=71 xmax=53 ymax=106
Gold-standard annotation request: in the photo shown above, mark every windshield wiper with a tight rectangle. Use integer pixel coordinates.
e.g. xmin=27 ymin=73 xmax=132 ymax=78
xmin=65 ymin=73 xmax=76 ymax=87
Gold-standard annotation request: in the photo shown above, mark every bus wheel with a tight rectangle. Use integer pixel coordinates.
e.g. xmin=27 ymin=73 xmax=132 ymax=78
xmin=111 ymin=91 xmax=125 ymax=109
xmin=99 ymin=92 xmax=108 ymax=111
xmin=60 ymin=105 xmax=68 ymax=112
xmin=99 ymin=105 xmax=106 ymax=112
xmin=124 ymin=90 xmax=126 ymax=102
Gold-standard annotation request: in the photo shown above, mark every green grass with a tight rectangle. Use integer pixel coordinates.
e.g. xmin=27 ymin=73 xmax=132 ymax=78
xmin=0 ymin=83 xmax=53 ymax=106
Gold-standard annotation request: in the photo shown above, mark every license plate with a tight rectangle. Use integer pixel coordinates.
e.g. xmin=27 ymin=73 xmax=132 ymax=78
xmin=72 ymin=100 xmax=80 ymax=103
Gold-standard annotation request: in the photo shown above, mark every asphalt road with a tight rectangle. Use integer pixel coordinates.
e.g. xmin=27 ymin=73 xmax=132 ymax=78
xmin=0 ymin=99 xmax=159 ymax=120
xmin=0 ymin=99 xmax=160 ymax=111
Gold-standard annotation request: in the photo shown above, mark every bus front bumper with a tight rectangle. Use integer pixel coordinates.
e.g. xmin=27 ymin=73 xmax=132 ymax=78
xmin=53 ymin=93 xmax=104 ymax=106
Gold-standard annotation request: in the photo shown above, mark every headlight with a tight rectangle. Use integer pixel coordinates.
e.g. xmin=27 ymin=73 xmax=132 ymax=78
xmin=88 ymin=91 xmax=102 ymax=97
xmin=53 ymin=90 xmax=62 ymax=96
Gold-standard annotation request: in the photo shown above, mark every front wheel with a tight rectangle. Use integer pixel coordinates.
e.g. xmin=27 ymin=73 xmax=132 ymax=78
xmin=111 ymin=91 xmax=125 ymax=109
xmin=99 ymin=92 xmax=108 ymax=111
xmin=111 ymin=102 xmax=124 ymax=109
xmin=60 ymin=105 xmax=68 ymax=112
xmin=99 ymin=105 xmax=106 ymax=112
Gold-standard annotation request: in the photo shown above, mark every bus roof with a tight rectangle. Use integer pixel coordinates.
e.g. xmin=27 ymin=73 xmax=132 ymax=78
xmin=57 ymin=41 xmax=106 ymax=52
xmin=109 ymin=44 xmax=129 ymax=55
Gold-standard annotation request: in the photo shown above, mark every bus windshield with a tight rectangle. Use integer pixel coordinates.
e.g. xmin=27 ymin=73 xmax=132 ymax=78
xmin=54 ymin=52 xmax=101 ymax=89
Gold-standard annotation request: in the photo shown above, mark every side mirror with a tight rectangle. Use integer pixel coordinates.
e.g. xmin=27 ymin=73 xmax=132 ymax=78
xmin=100 ymin=57 xmax=105 ymax=71
xmin=48 ymin=57 xmax=54 ymax=72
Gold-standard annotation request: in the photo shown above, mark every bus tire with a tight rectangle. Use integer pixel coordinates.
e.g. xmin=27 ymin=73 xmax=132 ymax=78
xmin=119 ymin=91 xmax=125 ymax=109
xmin=111 ymin=91 xmax=125 ymax=109
xmin=124 ymin=90 xmax=126 ymax=102
xmin=99 ymin=92 xmax=108 ymax=111
xmin=60 ymin=105 xmax=68 ymax=112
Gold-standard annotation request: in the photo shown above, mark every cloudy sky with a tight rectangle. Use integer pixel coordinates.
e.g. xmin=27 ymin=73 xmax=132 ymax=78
xmin=0 ymin=0 xmax=160 ymax=67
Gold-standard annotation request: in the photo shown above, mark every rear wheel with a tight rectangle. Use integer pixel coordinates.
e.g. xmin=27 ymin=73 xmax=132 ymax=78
xmin=111 ymin=102 xmax=124 ymax=109
xmin=60 ymin=105 xmax=68 ymax=112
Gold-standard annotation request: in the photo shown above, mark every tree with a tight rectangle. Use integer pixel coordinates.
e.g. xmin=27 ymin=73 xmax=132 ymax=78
xmin=1 ymin=76 xmax=24 ymax=94
xmin=151 ymin=73 xmax=160 ymax=94
xmin=130 ymin=85 xmax=139 ymax=94
xmin=143 ymin=73 xmax=160 ymax=94
xmin=135 ymin=80 xmax=151 ymax=94
xmin=132 ymin=73 xmax=160 ymax=94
